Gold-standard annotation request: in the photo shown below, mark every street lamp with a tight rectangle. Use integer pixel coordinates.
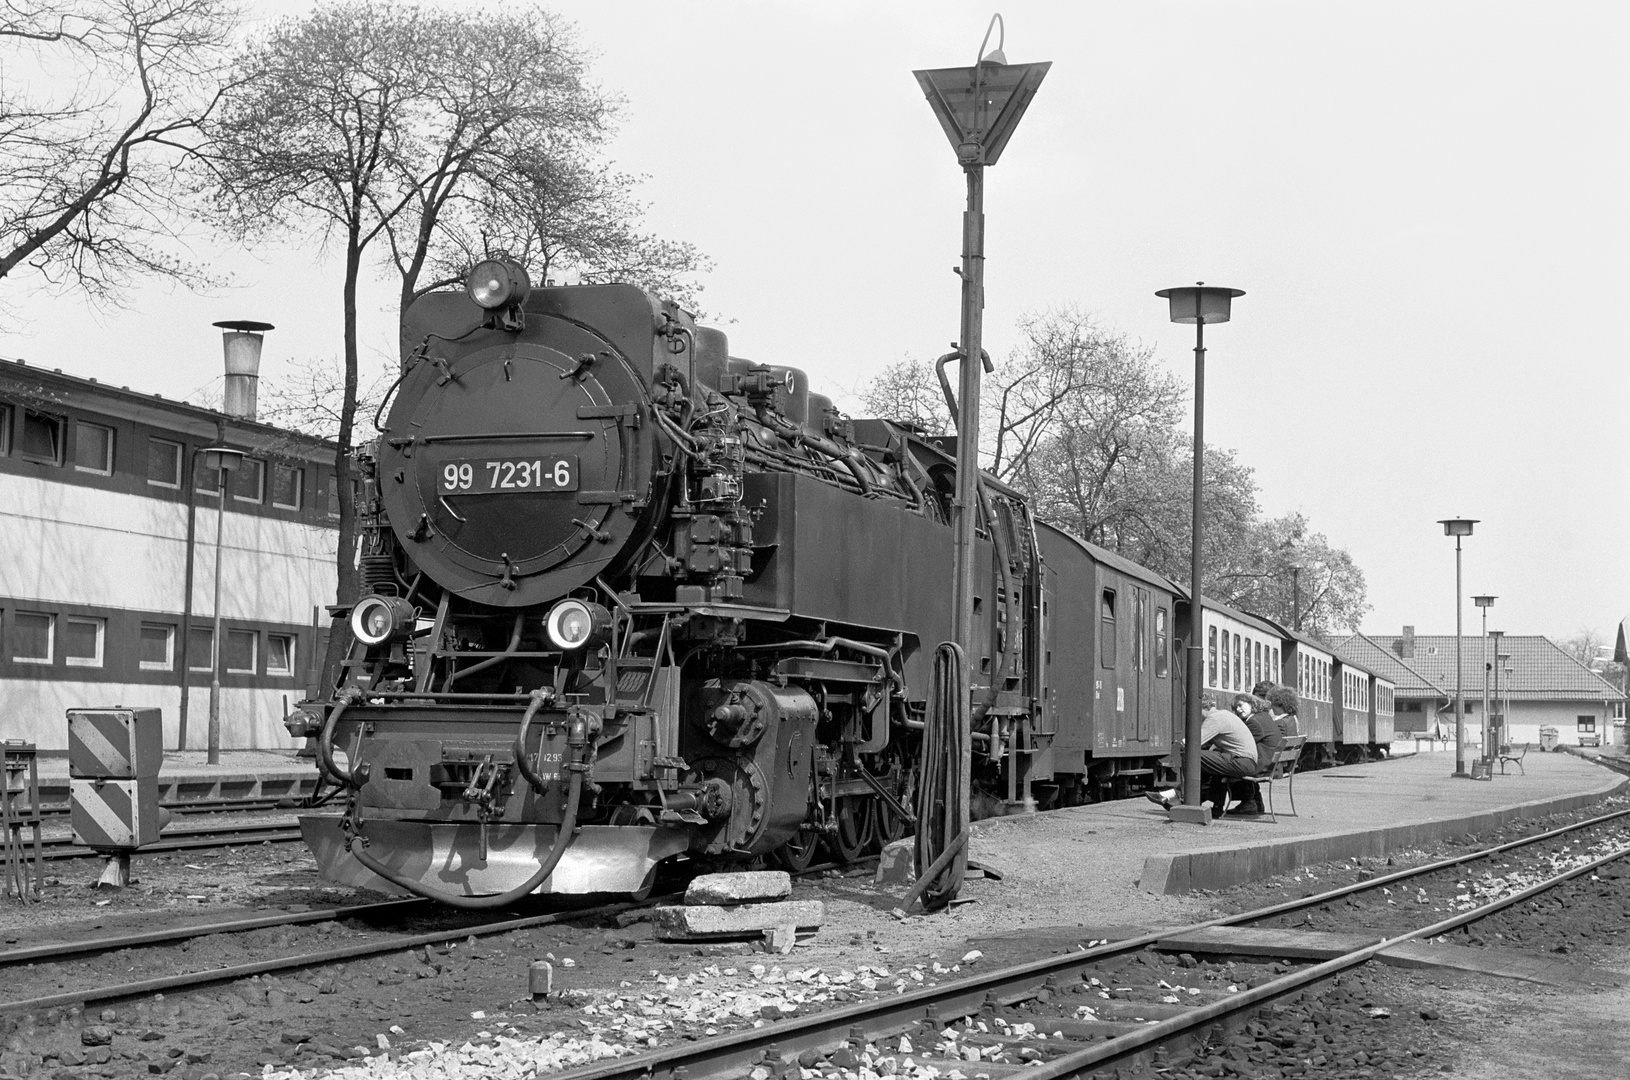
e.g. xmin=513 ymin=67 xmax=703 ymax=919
xmin=1439 ymin=518 xmax=1477 ymax=776
xmin=200 ymin=445 xmax=244 ymax=765
xmin=1159 ymin=283 xmax=1245 ymax=820
xmin=1473 ymin=596 xmax=1495 ymax=764
xmin=1492 ymin=634 xmax=1508 ymax=751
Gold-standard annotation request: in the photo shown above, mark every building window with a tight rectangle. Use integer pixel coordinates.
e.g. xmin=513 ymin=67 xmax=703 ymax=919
xmin=74 ymin=421 xmax=114 ymax=475
xmin=226 ymin=628 xmax=257 ymax=674
xmin=63 ymin=616 xmax=105 ymax=667
xmin=271 ymin=463 xmax=303 ymax=510
xmin=234 ymin=459 xmax=265 ymax=504
xmin=147 ymin=438 xmax=182 ymax=488
xmin=1577 ymin=716 xmax=1596 ymax=733
xmin=17 ymin=410 xmax=63 ymax=465
xmin=1154 ymin=608 xmax=1168 ymax=679
xmin=0 ymin=403 xmax=11 ymax=454
xmin=188 ymin=626 xmax=215 ymax=671
xmin=195 ymin=459 xmax=219 ymax=496
xmin=139 ymin=623 xmax=175 ymax=671
xmin=12 ymin=612 xmax=54 ymax=663
xmin=267 ymin=633 xmax=296 ymax=676
xmin=1099 ymin=589 xmax=1116 ymax=668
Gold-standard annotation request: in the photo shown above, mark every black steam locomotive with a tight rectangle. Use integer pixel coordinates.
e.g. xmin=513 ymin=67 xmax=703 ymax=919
xmin=291 ymin=267 xmax=1389 ymax=906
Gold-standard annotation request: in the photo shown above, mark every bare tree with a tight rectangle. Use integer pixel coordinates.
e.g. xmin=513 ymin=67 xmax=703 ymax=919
xmin=859 ymin=357 xmax=952 ymax=435
xmin=0 ymin=0 xmax=236 ymax=304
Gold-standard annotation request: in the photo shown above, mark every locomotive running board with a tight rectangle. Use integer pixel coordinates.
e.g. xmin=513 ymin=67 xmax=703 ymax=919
xmin=298 ymin=817 xmax=689 ymax=898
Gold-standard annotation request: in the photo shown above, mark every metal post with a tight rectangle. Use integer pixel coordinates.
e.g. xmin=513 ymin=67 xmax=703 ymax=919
xmin=1453 ymin=537 xmax=1464 ymax=776
xmin=178 ymin=448 xmax=200 ymax=751
xmin=208 ymin=463 xmax=227 ymax=766
xmin=1480 ymin=606 xmax=1490 ymax=761
xmin=1291 ymin=566 xmax=1301 ymax=632
xmin=1182 ymin=319 xmax=1206 ymax=807
xmin=950 ymin=162 xmax=985 ymax=830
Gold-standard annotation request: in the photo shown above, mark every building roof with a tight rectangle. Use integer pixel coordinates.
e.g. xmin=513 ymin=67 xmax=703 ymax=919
xmin=1333 ymin=633 xmax=1447 ymax=697
xmin=1356 ymin=631 xmax=1625 ymax=703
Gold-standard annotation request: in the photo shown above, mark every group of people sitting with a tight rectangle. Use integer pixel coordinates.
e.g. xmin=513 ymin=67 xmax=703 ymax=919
xmin=1148 ymin=680 xmax=1301 ymax=817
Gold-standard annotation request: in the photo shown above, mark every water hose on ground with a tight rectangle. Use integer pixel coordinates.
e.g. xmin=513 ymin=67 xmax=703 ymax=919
xmin=905 ymin=642 xmax=970 ymax=912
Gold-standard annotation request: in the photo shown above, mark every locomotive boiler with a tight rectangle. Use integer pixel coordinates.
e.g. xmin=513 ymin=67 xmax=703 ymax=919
xmin=291 ymin=265 xmax=1042 ymax=905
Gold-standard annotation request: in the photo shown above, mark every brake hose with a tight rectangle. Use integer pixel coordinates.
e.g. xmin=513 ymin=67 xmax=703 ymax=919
xmin=905 ymin=642 xmax=970 ymax=912
xmin=316 ymin=688 xmax=366 ymax=790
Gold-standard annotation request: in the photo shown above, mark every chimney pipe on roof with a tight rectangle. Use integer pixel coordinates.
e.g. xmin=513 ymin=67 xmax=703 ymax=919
xmin=214 ymin=320 xmax=274 ymax=421
xmin=1400 ymin=625 xmax=1415 ymax=659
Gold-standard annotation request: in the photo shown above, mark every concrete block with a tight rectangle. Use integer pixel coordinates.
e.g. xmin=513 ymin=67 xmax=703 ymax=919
xmin=684 ymin=870 xmax=792 ymax=906
xmin=874 ymin=838 xmax=914 ymax=886
xmin=654 ymin=899 xmax=823 ymax=940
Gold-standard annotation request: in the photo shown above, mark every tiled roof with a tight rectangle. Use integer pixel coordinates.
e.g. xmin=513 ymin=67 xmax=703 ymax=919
xmin=1358 ymin=632 xmax=1625 ymax=703
xmin=1333 ymin=633 xmax=1446 ymax=696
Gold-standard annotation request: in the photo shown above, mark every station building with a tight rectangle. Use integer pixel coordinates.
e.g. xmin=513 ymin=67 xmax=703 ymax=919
xmin=0 ymin=356 xmax=339 ymax=752
xmin=1337 ymin=628 xmax=1625 ymax=750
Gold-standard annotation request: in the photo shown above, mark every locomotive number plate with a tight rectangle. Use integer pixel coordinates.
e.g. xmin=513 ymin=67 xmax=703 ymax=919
xmin=439 ymin=455 xmax=579 ymax=494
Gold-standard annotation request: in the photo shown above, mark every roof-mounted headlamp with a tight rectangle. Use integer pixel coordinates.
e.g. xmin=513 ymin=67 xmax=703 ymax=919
xmin=465 ymin=258 xmax=531 ymax=318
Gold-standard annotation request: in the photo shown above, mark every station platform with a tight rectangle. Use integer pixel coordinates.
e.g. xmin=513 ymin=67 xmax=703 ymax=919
xmin=969 ymin=750 xmax=1628 ymax=897
xmin=28 ymin=749 xmax=319 ymax=810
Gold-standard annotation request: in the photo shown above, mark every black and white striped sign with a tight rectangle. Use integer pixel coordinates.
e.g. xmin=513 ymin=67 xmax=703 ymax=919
xmin=67 ymin=708 xmax=163 ymax=779
xmin=70 ymin=778 xmax=162 ymax=849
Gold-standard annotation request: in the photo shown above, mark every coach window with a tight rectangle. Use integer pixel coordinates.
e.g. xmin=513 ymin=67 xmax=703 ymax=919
xmin=188 ymin=626 xmax=215 ymax=671
xmin=12 ymin=612 xmax=54 ymax=663
xmin=271 ymin=463 xmax=303 ymax=510
xmin=234 ymin=458 xmax=265 ymax=504
xmin=147 ymin=438 xmax=182 ymax=489
xmin=17 ymin=410 xmax=63 ymax=465
xmin=1232 ymin=634 xmax=1242 ymax=689
xmin=63 ymin=616 xmax=105 ymax=667
xmin=226 ymin=629 xmax=258 ymax=674
xmin=1253 ymin=641 xmax=1263 ymax=685
xmin=1272 ymin=647 xmax=1280 ymax=683
xmin=1207 ymin=626 xmax=1217 ymax=685
xmin=74 ymin=422 xmax=114 ymax=475
xmin=1154 ymin=608 xmax=1169 ymax=678
xmin=1099 ymin=590 xmax=1116 ymax=668
xmin=139 ymin=623 xmax=175 ymax=671
xmin=267 ymin=633 xmax=296 ymax=676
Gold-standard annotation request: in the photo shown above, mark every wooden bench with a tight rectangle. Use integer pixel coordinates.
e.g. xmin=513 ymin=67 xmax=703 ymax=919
xmin=1498 ymin=742 xmax=1529 ymax=775
xmin=1261 ymin=735 xmax=1307 ymax=822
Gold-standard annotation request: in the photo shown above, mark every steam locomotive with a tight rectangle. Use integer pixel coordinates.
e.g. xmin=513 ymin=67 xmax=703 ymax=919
xmin=290 ymin=267 xmax=1390 ymax=906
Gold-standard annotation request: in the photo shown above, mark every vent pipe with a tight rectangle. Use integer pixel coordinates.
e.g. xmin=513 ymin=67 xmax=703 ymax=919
xmin=214 ymin=320 xmax=274 ymax=420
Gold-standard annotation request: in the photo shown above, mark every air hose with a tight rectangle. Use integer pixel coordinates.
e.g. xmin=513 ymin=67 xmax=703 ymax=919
xmin=904 ymin=642 xmax=970 ymax=912
xmin=348 ymin=770 xmax=583 ymax=911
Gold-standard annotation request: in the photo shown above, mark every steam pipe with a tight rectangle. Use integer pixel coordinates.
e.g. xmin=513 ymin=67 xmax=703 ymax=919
xmin=446 ymin=611 xmax=525 ymax=687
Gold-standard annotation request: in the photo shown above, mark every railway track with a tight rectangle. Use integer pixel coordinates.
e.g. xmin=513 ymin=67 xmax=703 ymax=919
xmin=546 ymin=805 xmax=1630 ymax=1080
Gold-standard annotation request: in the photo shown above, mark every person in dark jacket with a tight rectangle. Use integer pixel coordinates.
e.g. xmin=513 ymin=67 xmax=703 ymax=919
xmin=1231 ymin=692 xmax=1281 ymax=814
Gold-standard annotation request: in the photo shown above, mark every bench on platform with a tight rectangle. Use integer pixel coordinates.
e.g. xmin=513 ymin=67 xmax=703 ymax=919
xmin=1261 ymin=735 xmax=1307 ymax=822
xmin=1498 ymin=743 xmax=1529 ymax=774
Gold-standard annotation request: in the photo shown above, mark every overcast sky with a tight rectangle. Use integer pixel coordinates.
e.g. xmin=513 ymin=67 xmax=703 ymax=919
xmin=4 ymin=1 xmax=1625 ymax=646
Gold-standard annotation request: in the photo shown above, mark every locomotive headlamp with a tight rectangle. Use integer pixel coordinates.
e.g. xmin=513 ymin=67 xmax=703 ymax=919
xmin=545 ymin=599 xmax=612 ymax=651
xmin=465 ymin=259 xmax=531 ymax=311
xmin=351 ymin=594 xmax=416 ymax=647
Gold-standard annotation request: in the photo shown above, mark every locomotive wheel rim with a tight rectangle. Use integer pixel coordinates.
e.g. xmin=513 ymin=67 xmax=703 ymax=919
xmin=874 ymin=745 xmax=913 ymax=845
xmin=830 ymin=796 xmax=877 ymax=862
xmin=775 ymin=829 xmax=821 ymax=872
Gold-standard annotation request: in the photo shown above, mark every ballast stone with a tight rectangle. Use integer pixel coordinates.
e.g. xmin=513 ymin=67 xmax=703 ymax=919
xmin=684 ymin=870 xmax=792 ymax=906
xmin=654 ymin=899 xmax=824 ymax=940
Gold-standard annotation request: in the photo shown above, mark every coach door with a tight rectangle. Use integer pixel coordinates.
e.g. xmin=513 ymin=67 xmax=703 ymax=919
xmin=1132 ymin=586 xmax=1152 ymax=741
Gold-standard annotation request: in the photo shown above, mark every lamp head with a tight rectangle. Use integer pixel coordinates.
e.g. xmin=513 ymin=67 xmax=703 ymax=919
xmin=1156 ymin=282 xmax=1245 ymax=325
xmin=1473 ymin=595 xmax=1497 ymax=608
xmin=1439 ymin=518 xmax=1477 ymax=537
xmin=200 ymin=446 xmax=244 ymax=473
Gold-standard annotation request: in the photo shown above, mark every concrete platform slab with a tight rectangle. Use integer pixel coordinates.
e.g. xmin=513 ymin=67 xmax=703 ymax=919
xmin=967 ymin=750 xmax=1624 ymax=902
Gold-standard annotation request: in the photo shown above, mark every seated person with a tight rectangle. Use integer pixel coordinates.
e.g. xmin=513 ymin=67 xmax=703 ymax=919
xmin=1267 ymin=685 xmax=1300 ymax=737
xmin=1148 ymin=691 xmax=1260 ymax=812
xmin=1231 ymin=692 xmax=1282 ymax=815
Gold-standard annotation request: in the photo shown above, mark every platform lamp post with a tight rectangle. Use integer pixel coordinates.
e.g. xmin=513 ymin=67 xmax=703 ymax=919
xmin=1474 ymin=596 xmax=1496 ymax=764
xmin=200 ymin=446 xmax=244 ymax=765
xmin=1491 ymin=632 xmax=1507 ymax=751
xmin=1159 ymin=283 xmax=1245 ymax=822
xmin=1439 ymin=518 xmax=1477 ymax=776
